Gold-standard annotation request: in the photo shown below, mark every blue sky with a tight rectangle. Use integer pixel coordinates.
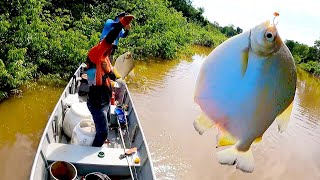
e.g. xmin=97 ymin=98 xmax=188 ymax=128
xmin=192 ymin=0 xmax=320 ymax=46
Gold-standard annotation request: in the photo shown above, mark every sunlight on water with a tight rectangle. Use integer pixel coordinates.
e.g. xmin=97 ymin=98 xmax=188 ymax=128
xmin=150 ymin=131 xmax=191 ymax=180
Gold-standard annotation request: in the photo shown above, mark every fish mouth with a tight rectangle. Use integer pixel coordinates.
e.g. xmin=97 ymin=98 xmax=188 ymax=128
xmin=249 ymin=22 xmax=283 ymax=57
xmin=127 ymin=52 xmax=132 ymax=58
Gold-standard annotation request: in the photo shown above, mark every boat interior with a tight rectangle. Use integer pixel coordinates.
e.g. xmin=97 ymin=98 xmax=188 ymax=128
xmin=30 ymin=64 xmax=155 ymax=180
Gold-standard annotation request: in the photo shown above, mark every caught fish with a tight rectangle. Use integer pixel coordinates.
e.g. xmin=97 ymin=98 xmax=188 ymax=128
xmin=114 ymin=51 xmax=135 ymax=79
xmin=193 ymin=19 xmax=297 ymax=172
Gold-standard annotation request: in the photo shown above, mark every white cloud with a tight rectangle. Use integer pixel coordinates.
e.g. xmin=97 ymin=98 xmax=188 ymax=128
xmin=192 ymin=0 xmax=320 ymax=46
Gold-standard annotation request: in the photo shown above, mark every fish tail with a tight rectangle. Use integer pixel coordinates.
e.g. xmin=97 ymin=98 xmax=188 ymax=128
xmin=216 ymin=145 xmax=254 ymax=173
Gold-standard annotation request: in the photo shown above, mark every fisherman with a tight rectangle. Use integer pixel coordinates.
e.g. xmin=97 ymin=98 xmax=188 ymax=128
xmin=100 ymin=12 xmax=131 ymax=63
xmin=86 ymin=14 xmax=134 ymax=147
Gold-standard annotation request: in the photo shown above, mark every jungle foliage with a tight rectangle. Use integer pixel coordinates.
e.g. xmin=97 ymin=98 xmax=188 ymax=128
xmin=1 ymin=0 xmax=319 ymax=100
xmin=285 ymin=40 xmax=320 ymax=76
xmin=0 ymin=0 xmax=227 ymax=94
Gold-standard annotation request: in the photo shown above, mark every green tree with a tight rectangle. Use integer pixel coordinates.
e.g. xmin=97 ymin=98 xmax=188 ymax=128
xmin=0 ymin=0 xmax=227 ymax=97
xmin=285 ymin=39 xmax=320 ymax=75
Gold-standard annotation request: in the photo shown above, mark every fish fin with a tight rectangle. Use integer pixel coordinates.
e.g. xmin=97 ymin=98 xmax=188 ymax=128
xmin=253 ymin=136 xmax=262 ymax=144
xmin=113 ymin=67 xmax=122 ymax=79
xmin=241 ymin=48 xmax=249 ymax=77
xmin=193 ymin=113 xmax=214 ymax=135
xmin=128 ymin=69 xmax=135 ymax=77
xmin=216 ymin=145 xmax=254 ymax=173
xmin=216 ymin=130 xmax=237 ymax=148
xmin=276 ymin=101 xmax=294 ymax=133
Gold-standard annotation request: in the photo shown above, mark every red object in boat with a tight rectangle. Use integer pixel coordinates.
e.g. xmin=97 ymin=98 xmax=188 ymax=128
xmin=111 ymin=92 xmax=115 ymax=105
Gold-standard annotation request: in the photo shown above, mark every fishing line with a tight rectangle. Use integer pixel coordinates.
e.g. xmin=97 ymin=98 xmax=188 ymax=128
xmin=273 ymin=11 xmax=280 ymax=26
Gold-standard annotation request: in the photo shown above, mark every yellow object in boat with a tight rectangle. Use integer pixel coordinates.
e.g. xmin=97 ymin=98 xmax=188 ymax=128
xmin=134 ymin=157 xmax=140 ymax=164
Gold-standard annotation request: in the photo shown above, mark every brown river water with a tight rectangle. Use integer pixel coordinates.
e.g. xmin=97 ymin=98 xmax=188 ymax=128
xmin=0 ymin=46 xmax=320 ymax=179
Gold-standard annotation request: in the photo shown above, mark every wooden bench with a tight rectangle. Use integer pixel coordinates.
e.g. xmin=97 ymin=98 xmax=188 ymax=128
xmin=46 ymin=143 xmax=140 ymax=176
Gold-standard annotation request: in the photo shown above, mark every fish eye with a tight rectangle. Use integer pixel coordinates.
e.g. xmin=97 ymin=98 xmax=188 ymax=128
xmin=265 ymin=31 xmax=275 ymax=42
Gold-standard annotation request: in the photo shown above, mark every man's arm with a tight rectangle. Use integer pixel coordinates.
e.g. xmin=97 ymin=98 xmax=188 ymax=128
xmin=107 ymin=71 xmax=117 ymax=81
xmin=89 ymin=16 xmax=134 ymax=65
xmin=119 ymin=29 xmax=129 ymax=38
xmin=119 ymin=24 xmax=131 ymax=38
xmin=100 ymin=19 xmax=118 ymax=40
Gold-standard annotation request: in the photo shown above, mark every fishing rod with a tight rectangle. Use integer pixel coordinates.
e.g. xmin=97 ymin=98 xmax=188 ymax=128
xmin=114 ymin=82 xmax=139 ymax=180
xmin=116 ymin=112 xmax=138 ymax=180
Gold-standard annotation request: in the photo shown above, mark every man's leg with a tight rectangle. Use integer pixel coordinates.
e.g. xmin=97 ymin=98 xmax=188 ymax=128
xmin=102 ymin=104 xmax=110 ymax=138
xmin=87 ymin=102 xmax=109 ymax=147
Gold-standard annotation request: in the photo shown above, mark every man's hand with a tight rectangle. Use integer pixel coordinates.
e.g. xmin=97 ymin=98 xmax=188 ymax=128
xmin=81 ymin=74 xmax=88 ymax=80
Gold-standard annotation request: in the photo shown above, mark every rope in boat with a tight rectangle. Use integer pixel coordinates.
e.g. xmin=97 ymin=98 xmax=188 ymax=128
xmin=123 ymin=107 xmax=139 ymax=180
xmin=115 ymin=84 xmax=139 ymax=179
xmin=116 ymin=115 xmax=137 ymax=180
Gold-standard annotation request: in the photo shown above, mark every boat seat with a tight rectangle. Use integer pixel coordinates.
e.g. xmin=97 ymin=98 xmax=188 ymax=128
xmin=46 ymin=143 xmax=140 ymax=176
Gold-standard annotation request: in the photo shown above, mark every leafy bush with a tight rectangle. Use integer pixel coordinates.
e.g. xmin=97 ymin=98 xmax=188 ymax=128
xmin=300 ymin=61 xmax=320 ymax=76
xmin=37 ymin=73 xmax=67 ymax=87
xmin=285 ymin=40 xmax=320 ymax=76
xmin=0 ymin=0 xmax=227 ymax=94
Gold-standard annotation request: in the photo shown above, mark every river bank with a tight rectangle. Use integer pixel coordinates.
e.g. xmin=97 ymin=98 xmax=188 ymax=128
xmin=0 ymin=0 xmax=231 ymax=99
xmin=0 ymin=45 xmax=214 ymax=102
